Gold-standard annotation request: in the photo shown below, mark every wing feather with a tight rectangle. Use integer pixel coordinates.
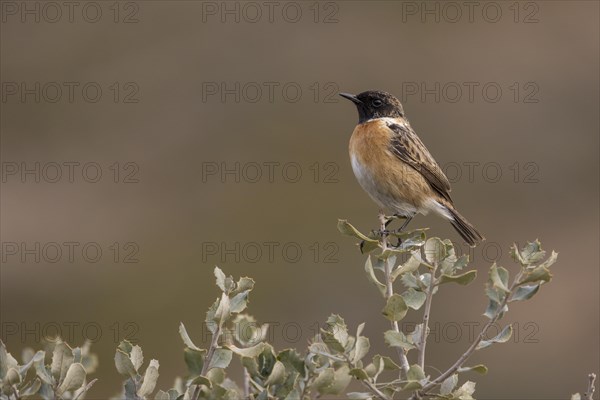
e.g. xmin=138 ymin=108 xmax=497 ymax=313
xmin=387 ymin=122 xmax=453 ymax=204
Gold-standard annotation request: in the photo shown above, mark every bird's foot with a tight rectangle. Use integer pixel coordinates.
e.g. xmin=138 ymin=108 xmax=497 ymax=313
xmin=371 ymin=228 xmax=392 ymax=237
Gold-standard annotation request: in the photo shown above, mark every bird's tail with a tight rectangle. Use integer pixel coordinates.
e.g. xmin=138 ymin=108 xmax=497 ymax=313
xmin=446 ymin=207 xmax=484 ymax=247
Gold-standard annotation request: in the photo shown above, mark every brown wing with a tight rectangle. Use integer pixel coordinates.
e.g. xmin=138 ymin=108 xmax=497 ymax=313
xmin=387 ymin=122 xmax=453 ymax=204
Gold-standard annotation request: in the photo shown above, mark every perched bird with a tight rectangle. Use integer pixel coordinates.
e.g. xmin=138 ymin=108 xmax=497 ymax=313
xmin=340 ymin=90 xmax=484 ymax=246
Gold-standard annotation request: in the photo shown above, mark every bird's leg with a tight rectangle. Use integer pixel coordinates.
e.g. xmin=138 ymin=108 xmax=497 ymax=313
xmin=384 ymin=214 xmax=402 ymax=247
xmin=360 ymin=213 xmax=400 ymax=253
xmin=389 ymin=215 xmax=414 ymax=248
xmin=397 ymin=215 xmax=414 ymax=233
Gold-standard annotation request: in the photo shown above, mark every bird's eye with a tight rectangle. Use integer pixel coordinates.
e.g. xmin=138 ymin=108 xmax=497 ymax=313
xmin=372 ymin=99 xmax=383 ymax=107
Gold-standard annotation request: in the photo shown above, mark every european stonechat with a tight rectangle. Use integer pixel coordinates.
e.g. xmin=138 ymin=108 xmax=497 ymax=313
xmin=340 ymin=90 xmax=484 ymax=247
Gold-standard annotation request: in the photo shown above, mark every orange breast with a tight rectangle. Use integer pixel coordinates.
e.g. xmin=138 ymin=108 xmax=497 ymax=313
xmin=348 ymin=119 xmax=434 ymax=214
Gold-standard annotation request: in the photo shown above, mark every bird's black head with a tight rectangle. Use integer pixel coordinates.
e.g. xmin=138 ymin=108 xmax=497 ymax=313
xmin=339 ymin=90 xmax=404 ymax=124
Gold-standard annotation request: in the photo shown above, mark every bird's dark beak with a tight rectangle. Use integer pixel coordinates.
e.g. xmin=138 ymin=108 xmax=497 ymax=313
xmin=339 ymin=92 xmax=362 ymax=105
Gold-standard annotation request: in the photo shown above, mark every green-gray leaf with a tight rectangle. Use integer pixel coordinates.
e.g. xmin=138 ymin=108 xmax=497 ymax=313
xmin=57 ymin=362 xmax=86 ymax=394
xmin=352 ymin=336 xmax=370 ymax=364
xmin=214 ymin=293 xmax=231 ymax=324
xmin=227 ymin=343 xmax=265 ymax=358
xmin=438 ymin=270 xmax=477 ymax=286
xmin=5 ymin=368 xmax=20 ymax=385
xmin=349 ymin=369 xmax=369 ymax=381
xmin=403 ymin=364 xmax=426 ymax=390
xmin=401 ymin=272 xmax=422 ymax=290
xmin=490 ymin=263 xmax=510 ymax=293
xmin=312 ymin=368 xmax=335 ymax=393
xmin=214 ymin=266 xmax=227 ymax=292
xmin=459 ymin=364 xmax=488 ymax=374
xmin=208 ymin=349 xmax=232 ymax=370
xmin=483 ymin=298 xmax=506 ymax=320
xmin=179 ymin=322 xmax=202 ymax=351
xmin=338 ymin=220 xmax=378 ymax=244
xmin=510 ymin=284 xmax=541 ymax=302
xmin=382 ymin=294 xmax=408 ymax=322
xmin=264 ymin=360 xmax=286 ymax=386
xmin=407 ymin=364 xmax=425 ymax=381
xmin=137 ymin=359 xmax=160 ymax=398
xmin=453 ymin=380 xmax=476 ymax=398
xmin=33 ymin=351 xmax=54 ymax=385
xmin=410 ymin=324 xmax=425 ymax=348
xmin=115 ymin=349 xmax=136 ymax=378
xmin=440 ymin=374 xmax=458 ymax=395
xmin=365 ymin=257 xmax=387 ymax=297
xmin=402 ymin=288 xmax=427 ymax=310
xmin=232 ymin=277 xmax=255 ymax=295
xmin=519 ymin=265 xmax=552 ymax=285
xmin=477 ymin=325 xmax=513 ymax=350
xmin=51 ymin=341 xmax=74 ymax=382
xmin=229 ymin=291 xmax=250 ymax=313
xmin=375 ymin=355 xmax=400 ymax=370
xmin=449 ymin=254 xmax=469 ymax=272
xmin=130 ymin=345 xmax=144 ymax=372
xmin=384 ymin=330 xmax=414 ymax=351
xmin=184 ymin=348 xmax=206 ymax=376
xmin=322 ymin=314 xmax=349 ymax=353
xmin=391 ymin=254 xmax=421 ymax=282
xmin=424 ymin=237 xmax=446 ymax=264
xmin=320 ymin=365 xmax=351 ymax=395
xmin=0 ymin=341 xmax=19 ymax=380
xmin=519 ymin=240 xmax=546 ymax=264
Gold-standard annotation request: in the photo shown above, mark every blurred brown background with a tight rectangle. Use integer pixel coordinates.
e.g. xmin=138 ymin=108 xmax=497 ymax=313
xmin=1 ymin=1 xmax=598 ymax=398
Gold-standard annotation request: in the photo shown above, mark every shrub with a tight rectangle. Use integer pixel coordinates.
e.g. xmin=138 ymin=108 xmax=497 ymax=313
xmin=1 ymin=217 xmax=596 ymax=400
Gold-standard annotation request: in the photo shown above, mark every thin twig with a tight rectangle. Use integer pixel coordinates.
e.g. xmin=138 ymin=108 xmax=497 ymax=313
xmin=362 ymin=379 xmax=391 ymax=400
xmin=379 ymin=212 xmax=410 ymax=376
xmin=194 ymin=310 xmax=225 ymax=400
xmin=418 ymin=262 xmax=437 ymax=370
xmin=343 ymin=352 xmax=390 ymax=400
xmin=417 ymin=276 xmax=518 ymax=396
xmin=243 ymin=367 xmax=251 ymax=399
xmin=312 ymin=350 xmax=347 ymax=362
xmin=73 ymin=379 xmax=98 ymax=400
xmin=584 ymin=373 xmax=597 ymax=400
xmin=201 ymin=324 xmax=221 ymax=377
xmin=190 ymin=384 xmax=200 ymax=400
